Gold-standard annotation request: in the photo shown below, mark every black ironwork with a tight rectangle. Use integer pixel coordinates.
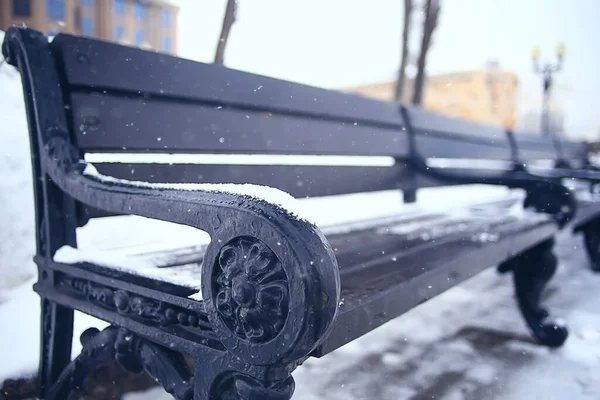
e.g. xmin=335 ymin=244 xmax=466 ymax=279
xmin=3 ymin=27 xmax=340 ymax=399
xmin=498 ymin=239 xmax=568 ymax=347
xmin=400 ymin=105 xmax=577 ymax=228
xmin=213 ymin=237 xmax=289 ymax=343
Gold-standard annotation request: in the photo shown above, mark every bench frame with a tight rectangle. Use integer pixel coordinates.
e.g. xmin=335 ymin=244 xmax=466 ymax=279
xmin=5 ymin=27 xmax=340 ymax=400
xmin=3 ymin=27 xmax=589 ymax=399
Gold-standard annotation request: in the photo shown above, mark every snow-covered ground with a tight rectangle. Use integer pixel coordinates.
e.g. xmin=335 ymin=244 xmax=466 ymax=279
xmin=0 ymin=31 xmax=37 ymax=291
xmin=2 ymin=29 xmax=600 ymax=399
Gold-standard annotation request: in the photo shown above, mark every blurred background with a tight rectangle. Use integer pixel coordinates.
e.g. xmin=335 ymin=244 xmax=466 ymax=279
xmin=1 ymin=0 xmax=599 ymax=145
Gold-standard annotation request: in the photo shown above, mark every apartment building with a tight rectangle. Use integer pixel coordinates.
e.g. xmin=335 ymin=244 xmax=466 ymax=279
xmin=0 ymin=0 xmax=178 ymax=53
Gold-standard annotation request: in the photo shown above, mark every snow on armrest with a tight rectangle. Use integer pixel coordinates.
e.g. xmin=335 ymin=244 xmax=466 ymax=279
xmin=83 ymin=163 xmax=312 ymax=224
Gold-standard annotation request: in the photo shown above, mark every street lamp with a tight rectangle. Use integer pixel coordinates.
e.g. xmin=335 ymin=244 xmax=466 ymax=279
xmin=532 ymin=43 xmax=565 ymax=137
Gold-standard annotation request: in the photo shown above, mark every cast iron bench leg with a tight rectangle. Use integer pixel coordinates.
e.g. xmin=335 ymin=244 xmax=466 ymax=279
xmin=498 ymin=238 xmax=569 ymax=348
xmin=46 ymin=326 xmax=195 ymax=400
xmin=582 ymin=220 xmax=600 ymax=272
xmin=39 ymin=299 xmax=74 ymax=398
xmin=44 ymin=325 xmax=297 ymax=400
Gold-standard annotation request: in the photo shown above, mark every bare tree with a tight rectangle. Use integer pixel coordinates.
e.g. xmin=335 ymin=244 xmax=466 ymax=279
xmin=412 ymin=0 xmax=440 ymax=105
xmin=395 ymin=0 xmax=413 ymax=102
xmin=214 ymin=0 xmax=238 ymax=65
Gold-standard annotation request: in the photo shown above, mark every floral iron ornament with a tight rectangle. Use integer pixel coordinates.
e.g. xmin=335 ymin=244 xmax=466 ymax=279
xmin=214 ymin=237 xmax=289 ymax=343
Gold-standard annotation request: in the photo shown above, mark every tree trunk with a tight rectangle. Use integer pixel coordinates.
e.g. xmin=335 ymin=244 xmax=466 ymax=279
xmin=395 ymin=0 xmax=413 ymax=102
xmin=412 ymin=0 xmax=439 ymax=105
xmin=214 ymin=0 xmax=238 ymax=65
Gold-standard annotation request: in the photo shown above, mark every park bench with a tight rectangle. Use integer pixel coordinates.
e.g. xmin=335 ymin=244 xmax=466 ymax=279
xmin=2 ymin=27 xmax=583 ymax=400
xmin=505 ymin=130 xmax=600 ymax=271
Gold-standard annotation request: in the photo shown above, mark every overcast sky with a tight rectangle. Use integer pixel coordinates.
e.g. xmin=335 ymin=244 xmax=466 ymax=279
xmin=174 ymin=0 xmax=600 ymax=141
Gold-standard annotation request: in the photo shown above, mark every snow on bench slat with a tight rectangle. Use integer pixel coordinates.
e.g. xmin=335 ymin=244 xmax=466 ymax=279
xmin=54 ymin=245 xmax=203 ymax=292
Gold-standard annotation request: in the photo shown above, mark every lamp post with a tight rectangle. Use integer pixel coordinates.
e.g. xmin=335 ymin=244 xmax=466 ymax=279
xmin=532 ymin=43 xmax=565 ymax=137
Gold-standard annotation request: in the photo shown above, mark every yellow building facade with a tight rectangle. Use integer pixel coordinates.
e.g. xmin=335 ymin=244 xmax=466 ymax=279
xmin=345 ymin=69 xmax=519 ymax=129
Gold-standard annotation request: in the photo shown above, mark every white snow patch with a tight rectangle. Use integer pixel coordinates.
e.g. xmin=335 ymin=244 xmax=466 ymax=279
xmin=188 ymin=292 xmax=204 ymax=301
xmin=0 ymin=32 xmax=37 ymax=290
xmin=85 ymin=152 xmax=394 ymax=167
xmin=54 ymin=246 xmax=203 ymax=289
xmin=0 ymin=278 xmax=109 ymax=384
xmin=427 ymin=157 xmax=512 ymax=170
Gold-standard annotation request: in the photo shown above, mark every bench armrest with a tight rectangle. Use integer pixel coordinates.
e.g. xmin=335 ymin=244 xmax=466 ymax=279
xmin=3 ymin=26 xmax=340 ymax=368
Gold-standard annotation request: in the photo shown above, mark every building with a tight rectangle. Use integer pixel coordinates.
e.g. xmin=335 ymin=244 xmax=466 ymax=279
xmin=0 ymin=0 xmax=178 ymax=54
xmin=345 ymin=68 xmax=519 ymax=129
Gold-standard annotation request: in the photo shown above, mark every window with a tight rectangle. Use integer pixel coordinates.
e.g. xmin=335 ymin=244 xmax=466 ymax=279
xmin=12 ymin=0 xmax=32 ymax=17
xmin=135 ymin=29 xmax=145 ymax=45
xmin=161 ymin=9 xmax=171 ymax=27
xmin=47 ymin=0 xmax=65 ymax=21
xmin=114 ymin=24 xmax=125 ymax=41
xmin=82 ymin=17 xmax=94 ymax=36
xmin=135 ymin=3 xmax=148 ymax=20
xmin=114 ymin=0 xmax=125 ymax=14
xmin=162 ymin=36 xmax=171 ymax=52
xmin=82 ymin=0 xmax=94 ymax=7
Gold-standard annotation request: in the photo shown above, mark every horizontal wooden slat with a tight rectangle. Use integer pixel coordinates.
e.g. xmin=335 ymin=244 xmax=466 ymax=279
xmin=92 ymin=163 xmax=412 ymax=197
xmin=402 ymin=105 xmax=512 ymax=160
xmin=512 ymin=133 xmax=557 ymax=162
xmin=559 ymin=141 xmax=588 ymax=166
xmin=51 ymin=34 xmax=405 ymax=128
xmin=71 ymin=93 xmax=410 ymax=156
xmin=417 ymin=133 xmax=512 ymax=160
xmin=318 ymin=215 xmax=558 ymax=354
xmin=512 ymin=132 xmax=588 ymax=167
xmin=404 ymin=105 xmax=507 ymax=140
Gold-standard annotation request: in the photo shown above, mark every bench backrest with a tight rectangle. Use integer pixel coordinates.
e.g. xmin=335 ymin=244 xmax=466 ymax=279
xmin=52 ymin=33 xmax=416 ymax=202
xmin=46 ymin=33 xmax=588 ymax=224
xmin=510 ymin=130 xmax=589 ymax=169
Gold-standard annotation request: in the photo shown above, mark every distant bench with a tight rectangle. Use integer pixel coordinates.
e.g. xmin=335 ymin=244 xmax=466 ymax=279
xmin=506 ymin=130 xmax=600 ymax=270
xmin=3 ymin=27 xmax=600 ymax=400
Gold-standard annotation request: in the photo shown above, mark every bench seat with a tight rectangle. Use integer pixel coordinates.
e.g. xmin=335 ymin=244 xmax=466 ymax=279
xmin=52 ymin=190 xmax=557 ymax=356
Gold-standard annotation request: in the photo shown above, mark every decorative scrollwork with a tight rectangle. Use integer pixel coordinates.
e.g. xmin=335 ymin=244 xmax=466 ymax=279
xmin=211 ymin=373 xmax=294 ymax=400
xmin=213 ymin=238 xmax=289 ymax=343
xmin=57 ymin=276 xmax=213 ymax=333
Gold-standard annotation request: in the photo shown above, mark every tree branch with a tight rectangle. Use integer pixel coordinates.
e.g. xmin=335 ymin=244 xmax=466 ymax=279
xmin=395 ymin=0 xmax=413 ymax=102
xmin=412 ymin=0 xmax=439 ymax=105
xmin=214 ymin=0 xmax=238 ymax=65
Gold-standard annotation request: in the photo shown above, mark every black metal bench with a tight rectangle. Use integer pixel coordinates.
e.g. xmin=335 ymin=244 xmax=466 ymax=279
xmin=507 ymin=130 xmax=600 ymax=271
xmin=2 ymin=27 xmax=582 ymax=400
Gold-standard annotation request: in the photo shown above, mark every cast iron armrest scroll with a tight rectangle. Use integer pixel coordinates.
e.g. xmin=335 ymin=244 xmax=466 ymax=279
xmin=3 ymin=26 xmax=341 ymax=371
